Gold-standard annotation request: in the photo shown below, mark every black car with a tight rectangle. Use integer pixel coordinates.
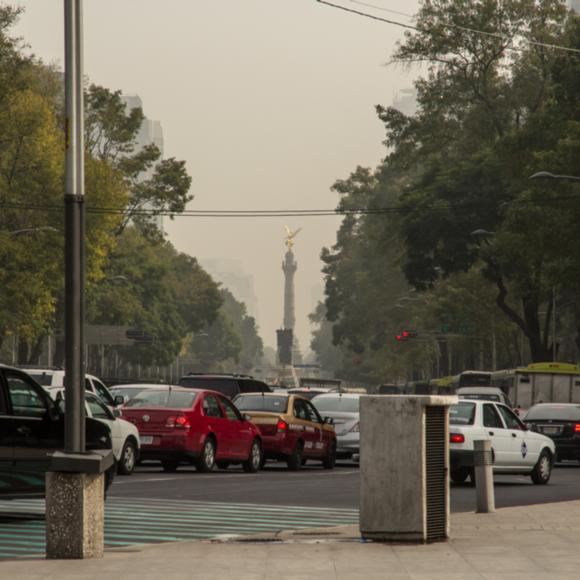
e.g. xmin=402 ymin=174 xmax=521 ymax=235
xmin=0 ymin=364 xmax=115 ymax=499
xmin=178 ymin=373 xmax=271 ymax=399
xmin=524 ymin=403 xmax=580 ymax=462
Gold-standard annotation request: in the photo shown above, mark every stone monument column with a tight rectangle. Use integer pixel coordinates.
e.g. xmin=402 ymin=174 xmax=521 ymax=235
xmin=282 ymin=250 xmax=297 ymax=331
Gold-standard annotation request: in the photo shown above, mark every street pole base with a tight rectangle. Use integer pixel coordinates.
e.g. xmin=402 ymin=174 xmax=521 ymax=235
xmin=46 ymin=472 xmax=105 ymax=559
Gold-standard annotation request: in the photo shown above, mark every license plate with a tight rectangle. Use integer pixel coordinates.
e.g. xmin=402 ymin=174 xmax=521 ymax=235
xmin=141 ymin=436 xmax=154 ymax=445
xmin=542 ymin=427 xmax=559 ymax=435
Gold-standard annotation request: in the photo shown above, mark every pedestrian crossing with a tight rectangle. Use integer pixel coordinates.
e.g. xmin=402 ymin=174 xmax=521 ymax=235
xmin=0 ymin=497 xmax=359 ymax=560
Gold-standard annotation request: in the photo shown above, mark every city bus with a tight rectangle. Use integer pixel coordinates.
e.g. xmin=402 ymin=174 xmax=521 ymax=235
xmin=507 ymin=362 xmax=580 ymax=409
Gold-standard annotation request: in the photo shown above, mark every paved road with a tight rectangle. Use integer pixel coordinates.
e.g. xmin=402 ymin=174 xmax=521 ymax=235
xmin=111 ymin=460 xmax=580 ymax=513
xmin=1 ymin=460 xmax=579 ymax=560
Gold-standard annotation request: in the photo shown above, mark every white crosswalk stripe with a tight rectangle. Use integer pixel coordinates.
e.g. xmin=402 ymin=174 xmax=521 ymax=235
xmin=0 ymin=497 xmax=358 ymax=559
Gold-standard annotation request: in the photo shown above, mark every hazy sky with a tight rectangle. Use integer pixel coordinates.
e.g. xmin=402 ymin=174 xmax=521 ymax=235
xmin=12 ymin=0 xmax=420 ymax=351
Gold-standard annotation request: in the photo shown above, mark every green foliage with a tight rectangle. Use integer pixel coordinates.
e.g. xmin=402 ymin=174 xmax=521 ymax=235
xmin=88 ymin=228 xmax=222 ymax=367
xmin=319 ymin=2 xmax=580 ymax=378
xmin=85 ymin=84 xmax=193 ymax=238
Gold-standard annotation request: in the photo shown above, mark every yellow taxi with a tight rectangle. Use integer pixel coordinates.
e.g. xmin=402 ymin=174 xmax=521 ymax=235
xmin=233 ymin=393 xmax=336 ymax=470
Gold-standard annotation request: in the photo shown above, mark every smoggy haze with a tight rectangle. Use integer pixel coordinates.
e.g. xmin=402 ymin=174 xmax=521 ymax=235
xmin=12 ymin=0 xmax=419 ymax=352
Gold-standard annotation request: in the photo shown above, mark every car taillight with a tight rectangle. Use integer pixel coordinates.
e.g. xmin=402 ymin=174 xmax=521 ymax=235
xmin=349 ymin=422 xmax=359 ymax=433
xmin=277 ymin=419 xmax=288 ymax=432
xmin=574 ymin=423 xmax=580 ymax=434
xmin=166 ymin=415 xmax=191 ymax=429
xmin=450 ymin=433 xmax=465 ymax=444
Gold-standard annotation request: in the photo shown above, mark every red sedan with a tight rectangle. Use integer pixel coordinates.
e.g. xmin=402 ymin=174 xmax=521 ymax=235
xmin=122 ymin=386 xmax=263 ymax=473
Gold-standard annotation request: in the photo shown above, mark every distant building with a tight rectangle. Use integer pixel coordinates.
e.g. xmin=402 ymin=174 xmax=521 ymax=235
xmin=122 ymin=95 xmax=165 ymax=232
xmin=392 ymin=88 xmax=418 ymax=116
xmin=568 ymin=0 xmax=580 ymax=12
xmin=200 ymin=258 xmax=260 ymax=324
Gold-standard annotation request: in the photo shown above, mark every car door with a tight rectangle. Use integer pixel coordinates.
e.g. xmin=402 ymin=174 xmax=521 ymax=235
xmin=5 ymin=370 xmax=62 ymax=493
xmin=305 ymin=400 xmax=328 ymax=457
xmin=0 ymin=380 xmax=14 ymax=492
xmin=481 ymin=403 xmax=511 ymax=467
xmin=496 ymin=403 xmax=538 ymax=468
xmin=219 ymin=395 xmax=253 ymax=459
xmin=86 ymin=394 xmax=122 ymax=461
xmin=201 ymin=394 xmax=230 ymax=459
xmin=293 ymin=398 xmax=318 ymax=457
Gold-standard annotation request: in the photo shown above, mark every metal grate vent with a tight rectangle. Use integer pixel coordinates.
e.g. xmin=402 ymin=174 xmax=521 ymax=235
xmin=425 ymin=406 xmax=447 ymax=542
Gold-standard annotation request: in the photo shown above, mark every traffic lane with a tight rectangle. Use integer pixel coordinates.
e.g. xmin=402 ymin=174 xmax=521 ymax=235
xmin=451 ymin=462 xmax=580 ymax=513
xmin=111 ymin=462 xmax=580 ymax=512
xmin=111 ymin=460 xmax=360 ymax=508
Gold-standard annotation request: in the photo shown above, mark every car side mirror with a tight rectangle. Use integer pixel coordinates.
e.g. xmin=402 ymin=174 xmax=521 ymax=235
xmin=114 ymin=395 xmax=126 ymax=406
xmin=324 ymin=417 xmax=334 ymax=425
xmin=112 ymin=408 xmax=122 ymax=418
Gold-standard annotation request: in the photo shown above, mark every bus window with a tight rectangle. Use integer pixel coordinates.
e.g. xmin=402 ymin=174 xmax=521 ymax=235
xmin=458 ymin=372 xmax=492 ymax=388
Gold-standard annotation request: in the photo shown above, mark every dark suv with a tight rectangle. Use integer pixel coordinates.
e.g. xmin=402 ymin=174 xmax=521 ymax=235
xmin=178 ymin=373 xmax=271 ymax=399
xmin=0 ymin=364 xmax=114 ymax=499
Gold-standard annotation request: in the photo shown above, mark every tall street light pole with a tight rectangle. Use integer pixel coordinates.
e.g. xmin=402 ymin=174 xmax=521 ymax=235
xmin=64 ymin=0 xmax=85 ymax=454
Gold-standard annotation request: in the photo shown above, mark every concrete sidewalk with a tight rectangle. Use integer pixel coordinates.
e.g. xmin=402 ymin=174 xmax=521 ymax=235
xmin=3 ymin=500 xmax=580 ymax=579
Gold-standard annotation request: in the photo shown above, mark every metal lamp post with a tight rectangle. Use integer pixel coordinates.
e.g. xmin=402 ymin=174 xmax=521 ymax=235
xmin=45 ymin=1 xmax=112 ymax=560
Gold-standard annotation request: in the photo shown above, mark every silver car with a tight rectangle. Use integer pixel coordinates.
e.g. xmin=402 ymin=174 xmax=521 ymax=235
xmin=312 ymin=393 xmax=360 ymax=459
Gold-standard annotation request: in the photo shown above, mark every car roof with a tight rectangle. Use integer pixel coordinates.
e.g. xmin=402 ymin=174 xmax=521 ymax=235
xmin=312 ymin=392 xmax=361 ymax=399
xmin=110 ymin=383 xmax=177 ymax=389
xmin=529 ymin=403 xmax=580 ymax=408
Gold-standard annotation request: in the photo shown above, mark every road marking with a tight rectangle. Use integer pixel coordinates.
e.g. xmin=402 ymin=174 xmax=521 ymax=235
xmin=0 ymin=497 xmax=358 ymax=560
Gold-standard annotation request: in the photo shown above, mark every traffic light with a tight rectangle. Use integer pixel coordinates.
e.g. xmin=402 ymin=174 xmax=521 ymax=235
xmin=394 ymin=329 xmax=418 ymax=342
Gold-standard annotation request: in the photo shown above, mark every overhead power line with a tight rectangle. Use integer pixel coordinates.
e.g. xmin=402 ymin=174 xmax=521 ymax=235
xmin=316 ymin=0 xmax=580 ymax=57
xmin=2 ymin=193 xmax=580 ymax=219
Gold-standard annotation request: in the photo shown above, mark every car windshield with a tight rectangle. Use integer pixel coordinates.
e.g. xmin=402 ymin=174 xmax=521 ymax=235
xmin=525 ymin=405 xmax=580 ymax=421
xmin=450 ymin=403 xmax=476 ymax=425
xmin=125 ymin=390 xmax=197 ymax=409
xmin=111 ymin=387 xmax=147 ymax=400
xmin=459 ymin=393 xmax=501 ymax=402
xmin=312 ymin=397 xmax=359 ymax=413
xmin=234 ymin=395 xmax=288 ymax=413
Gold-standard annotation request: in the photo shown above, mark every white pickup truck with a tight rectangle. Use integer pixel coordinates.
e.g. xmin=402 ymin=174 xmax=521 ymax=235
xmin=449 ymin=400 xmax=555 ymax=485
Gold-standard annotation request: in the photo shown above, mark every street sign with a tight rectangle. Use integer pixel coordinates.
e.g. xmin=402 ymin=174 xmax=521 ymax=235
xmin=85 ymin=325 xmax=154 ymax=345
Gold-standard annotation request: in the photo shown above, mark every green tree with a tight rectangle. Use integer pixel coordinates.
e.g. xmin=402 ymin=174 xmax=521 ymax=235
xmin=87 ymin=228 xmax=222 ymax=369
xmin=85 ymin=85 xmax=193 ymax=237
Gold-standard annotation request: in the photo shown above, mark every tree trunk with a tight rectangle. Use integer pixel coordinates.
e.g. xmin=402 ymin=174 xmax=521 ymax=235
xmin=17 ymin=339 xmax=29 ymax=366
xmin=28 ymin=336 xmax=45 ymax=365
xmin=53 ymin=337 xmax=65 ymax=368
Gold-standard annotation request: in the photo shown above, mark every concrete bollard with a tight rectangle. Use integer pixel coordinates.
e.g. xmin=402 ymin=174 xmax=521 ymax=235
xmin=474 ymin=440 xmax=495 ymax=513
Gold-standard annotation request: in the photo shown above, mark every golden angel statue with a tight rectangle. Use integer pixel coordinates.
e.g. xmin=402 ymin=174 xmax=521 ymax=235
xmin=284 ymin=226 xmax=302 ymax=250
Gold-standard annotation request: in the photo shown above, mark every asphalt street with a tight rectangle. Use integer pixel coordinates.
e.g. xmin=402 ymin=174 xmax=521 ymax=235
xmin=110 ymin=459 xmax=580 ymax=513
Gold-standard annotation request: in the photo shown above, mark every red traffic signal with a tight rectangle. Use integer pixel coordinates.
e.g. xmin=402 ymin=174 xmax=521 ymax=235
xmin=395 ymin=334 xmax=403 ymax=342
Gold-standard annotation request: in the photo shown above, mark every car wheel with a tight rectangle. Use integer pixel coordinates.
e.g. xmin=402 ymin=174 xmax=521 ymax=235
xmin=195 ymin=437 xmax=216 ymax=473
xmin=450 ymin=467 xmax=470 ymax=484
xmin=287 ymin=441 xmax=304 ymax=471
xmin=531 ymin=449 xmax=553 ymax=485
xmin=216 ymin=461 xmax=230 ymax=470
xmin=243 ymin=439 xmax=262 ymax=473
xmin=161 ymin=460 xmax=179 ymax=473
xmin=322 ymin=442 xmax=336 ymax=470
xmin=117 ymin=439 xmax=137 ymax=476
